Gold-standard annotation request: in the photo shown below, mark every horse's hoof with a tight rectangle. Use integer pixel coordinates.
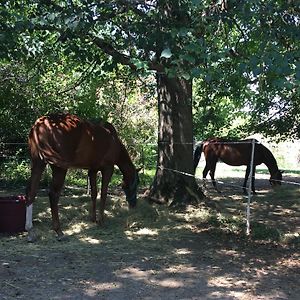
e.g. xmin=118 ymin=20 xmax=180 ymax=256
xmin=90 ymin=212 xmax=97 ymax=223
xmin=97 ymin=219 xmax=104 ymax=227
xmin=27 ymin=231 xmax=37 ymax=243
xmin=97 ymin=218 xmax=104 ymax=227
xmin=57 ymin=234 xmax=67 ymax=242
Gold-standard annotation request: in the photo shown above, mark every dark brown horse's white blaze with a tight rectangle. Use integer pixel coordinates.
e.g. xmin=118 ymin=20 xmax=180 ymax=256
xmin=26 ymin=113 xmax=139 ymax=241
xmin=193 ymin=138 xmax=283 ymax=194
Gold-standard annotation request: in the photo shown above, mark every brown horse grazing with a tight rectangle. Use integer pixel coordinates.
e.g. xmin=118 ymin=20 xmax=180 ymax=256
xmin=25 ymin=113 xmax=139 ymax=241
xmin=193 ymin=138 xmax=283 ymax=194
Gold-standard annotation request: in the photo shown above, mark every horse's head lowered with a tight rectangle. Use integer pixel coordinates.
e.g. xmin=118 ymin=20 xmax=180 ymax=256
xmin=269 ymin=170 xmax=283 ymax=187
xmin=122 ymin=169 xmax=140 ymax=208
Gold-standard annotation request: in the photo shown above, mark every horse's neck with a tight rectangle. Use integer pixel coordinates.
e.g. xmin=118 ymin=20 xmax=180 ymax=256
xmin=117 ymin=144 xmax=135 ymax=183
xmin=262 ymin=146 xmax=279 ymax=174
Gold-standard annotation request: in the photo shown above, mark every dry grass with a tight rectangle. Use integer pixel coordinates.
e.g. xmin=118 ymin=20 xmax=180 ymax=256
xmin=1 ymin=162 xmax=299 ymax=252
xmin=1 ymin=180 xmax=299 ymax=252
xmin=0 ymin=178 xmax=299 ymax=300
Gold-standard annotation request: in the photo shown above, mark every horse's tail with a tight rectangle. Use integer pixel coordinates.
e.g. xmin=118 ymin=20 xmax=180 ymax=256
xmin=193 ymin=142 xmax=203 ymax=174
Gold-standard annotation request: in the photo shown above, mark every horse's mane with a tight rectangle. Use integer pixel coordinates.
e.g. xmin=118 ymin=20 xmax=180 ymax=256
xmin=260 ymin=143 xmax=278 ymax=168
xmin=205 ymin=137 xmax=260 ymax=144
xmin=100 ymin=122 xmax=134 ymax=166
xmin=103 ymin=122 xmax=118 ymax=137
xmin=206 ymin=137 xmax=239 ymax=143
xmin=86 ymin=118 xmax=119 ymax=137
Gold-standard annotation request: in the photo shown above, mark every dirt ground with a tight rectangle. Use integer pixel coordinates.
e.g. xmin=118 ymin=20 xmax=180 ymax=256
xmin=0 ymin=170 xmax=299 ymax=300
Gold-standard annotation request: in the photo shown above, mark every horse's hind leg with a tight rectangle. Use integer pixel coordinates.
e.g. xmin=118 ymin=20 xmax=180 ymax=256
xmin=49 ymin=165 xmax=67 ymax=240
xmin=210 ymin=165 xmax=220 ymax=192
xmin=203 ymin=164 xmax=210 ymax=179
xmin=26 ymin=159 xmax=46 ymax=241
xmin=203 ymin=156 xmax=219 ymax=192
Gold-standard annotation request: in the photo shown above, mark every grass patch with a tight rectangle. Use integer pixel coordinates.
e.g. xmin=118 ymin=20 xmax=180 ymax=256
xmin=281 ymin=233 xmax=300 ymax=247
xmin=0 ymin=191 xmax=296 ymax=256
xmin=0 ymin=162 xmax=298 ymax=247
xmin=206 ymin=213 xmax=244 ymax=234
xmin=250 ymin=222 xmax=282 ymax=241
xmin=281 ymin=169 xmax=300 ymax=175
xmin=0 ymin=157 xmax=154 ymax=192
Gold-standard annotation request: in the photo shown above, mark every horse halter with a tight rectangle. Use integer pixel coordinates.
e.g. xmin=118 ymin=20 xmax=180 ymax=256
xmin=269 ymin=171 xmax=283 ymax=186
xmin=269 ymin=178 xmax=282 ymax=186
xmin=123 ymin=171 xmax=139 ymax=208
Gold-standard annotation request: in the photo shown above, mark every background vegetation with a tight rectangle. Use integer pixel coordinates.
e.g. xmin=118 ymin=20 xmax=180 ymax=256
xmin=0 ymin=1 xmax=299 ymax=191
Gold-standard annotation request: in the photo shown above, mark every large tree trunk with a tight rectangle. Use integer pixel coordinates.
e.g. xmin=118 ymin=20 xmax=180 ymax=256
xmin=146 ymin=74 xmax=205 ymax=205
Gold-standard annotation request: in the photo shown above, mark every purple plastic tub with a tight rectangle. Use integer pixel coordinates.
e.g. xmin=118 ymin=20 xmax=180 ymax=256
xmin=0 ymin=195 xmax=26 ymax=233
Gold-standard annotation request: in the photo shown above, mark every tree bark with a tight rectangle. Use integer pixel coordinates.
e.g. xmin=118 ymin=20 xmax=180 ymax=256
xmin=146 ymin=74 xmax=205 ymax=205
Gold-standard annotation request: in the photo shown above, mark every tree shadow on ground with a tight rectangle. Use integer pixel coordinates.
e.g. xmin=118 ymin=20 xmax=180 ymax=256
xmin=197 ymin=172 xmax=300 ymax=235
xmin=0 ymin=184 xmax=299 ymax=300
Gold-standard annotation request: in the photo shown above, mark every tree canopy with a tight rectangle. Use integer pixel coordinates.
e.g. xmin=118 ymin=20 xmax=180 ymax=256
xmin=1 ymin=0 xmax=299 ymax=140
xmin=0 ymin=1 xmax=299 ymax=204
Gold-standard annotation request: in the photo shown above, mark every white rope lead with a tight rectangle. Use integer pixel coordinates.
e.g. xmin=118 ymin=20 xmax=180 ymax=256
xmin=158 ymin=166 xmax=195 ymax=178
xmin=159 ymin=157 xmax=300 ymax=237
xmin=160 ymin=166 xmax=300 ymax=187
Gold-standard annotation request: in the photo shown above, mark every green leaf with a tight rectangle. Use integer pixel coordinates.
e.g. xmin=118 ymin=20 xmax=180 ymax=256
xmin=131 ymin=58 xmax=148 ymax=70
xmin=205 ymin=74 xmax=212 ymax=83
xmin=181 ymin=54 xmax=196 ymax=64
xmin=160 ymin=48 xmax=172 ymax=59
xmin=253 ymin=67 xmax=262 ymax=76
xmin=182 ymin=72 xmax=190 ymax=80
xmin=191 ymin=0 xmax=202 ymax=6
xmin=191 ymin=67 xmax=201 ymax=77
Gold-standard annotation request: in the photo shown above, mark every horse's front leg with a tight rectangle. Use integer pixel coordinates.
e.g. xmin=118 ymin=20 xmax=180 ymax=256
xmin=243 ymin=165 xmax=250 ymax=194
xmin=243 ymin=165 xmax=256 ymax=194
xmin=88 ymin=170 xmax=97 ymax=223
xmin=98 ymin=166 xmax=114 ymax=226
xmin=49 ymin=166 xmax=67 ymax=240
xmin=251 ymin=166 xmax=256 ymax=194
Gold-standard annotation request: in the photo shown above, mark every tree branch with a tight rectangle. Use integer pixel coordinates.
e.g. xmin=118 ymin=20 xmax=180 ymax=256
xmin=52 ymin=60 xmax=98 ymax=97
xmin=91 ymin=36 xmax=137 ymax=69
xmin=90 ymin=35 xmax=164 ymax=73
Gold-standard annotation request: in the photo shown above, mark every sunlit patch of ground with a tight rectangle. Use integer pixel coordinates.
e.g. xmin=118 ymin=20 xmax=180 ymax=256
xmin=0 ymin=170 xmax=299 ymax=300
xmin=195 ymin=163 xmax=300 ymax=238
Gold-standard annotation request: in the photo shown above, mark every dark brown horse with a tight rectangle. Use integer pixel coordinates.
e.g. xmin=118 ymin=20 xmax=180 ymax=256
xmin=193 ymin=138 xmax=283 ymax=193
xmin=25 ymin=113 xmax=139 ymax=241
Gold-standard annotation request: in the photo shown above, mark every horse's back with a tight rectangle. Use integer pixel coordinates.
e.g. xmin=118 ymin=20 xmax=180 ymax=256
xmin=29 ymin=113 xmax=120 ymax=169
xmin=203 ymin=138 xmax=257 ymax=166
